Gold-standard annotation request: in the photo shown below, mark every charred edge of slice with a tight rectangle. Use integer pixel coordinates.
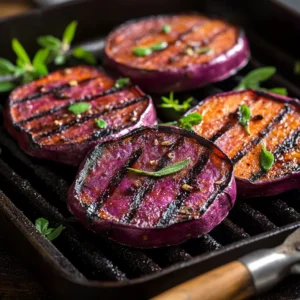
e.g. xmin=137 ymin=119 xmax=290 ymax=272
xmin=156 ymin=151 xmax=211 ymax=228
xmin=249 ymin=128 xmax=300 ymax=182
xmin=33 ymin=96 xmax=149 ymax=141
xmin=231 ymin=104 xmax=291 ymax=165
xmin=15 ymin=85 xmax=131 ymax=127
xmin=120 ymin=137 xmax=185 ymax=224
xmin=87 ymin=148 xmax=143 ymax=220
xmin=10 ymin=77 xmax=98 ymax=105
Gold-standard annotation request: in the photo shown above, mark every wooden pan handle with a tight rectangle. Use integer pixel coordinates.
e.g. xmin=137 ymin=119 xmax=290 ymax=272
xmin=152 ymin=261 xmax=255 ymax=300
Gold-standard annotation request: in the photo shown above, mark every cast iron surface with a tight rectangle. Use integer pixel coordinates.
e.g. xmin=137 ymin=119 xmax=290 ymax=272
xmin=1 ymin=0 xmax=300 ymax=299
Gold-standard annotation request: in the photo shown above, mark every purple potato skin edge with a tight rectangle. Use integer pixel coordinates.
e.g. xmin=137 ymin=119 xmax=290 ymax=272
xmin=67 ymin=127 xmax=236 ymax=248
xmin=186 ymin=89 xmax=300 ymax=199
xmin=105 ymin=32 xmax=250 ymax=94
xmin=4 ymin=96 xmax=157 ymax=166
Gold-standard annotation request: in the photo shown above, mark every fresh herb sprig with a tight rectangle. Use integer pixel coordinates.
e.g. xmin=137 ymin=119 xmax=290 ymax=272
xmin=38 ymin=21 xmax=96 ymax=65
xmin=234 ymin=67 xmax=287 ymax=96
xmin=0 ymin=39 xmax=49 ymax=91
xmin=128 ymin=158 xmax=190 ymax=177
xmin=260 ymin=142 xmax=274 ymax=171
xmin=35 ymin=218 xmax=65 ymax=241
xmin=160 ymin=92 xmax=193 ymax=113
xmin=239 ymin=105 xmax=251 ymax=135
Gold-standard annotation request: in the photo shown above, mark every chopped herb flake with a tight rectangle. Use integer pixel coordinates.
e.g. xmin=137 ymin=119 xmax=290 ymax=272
xmin=95 ymin=119 xmax=108 ymax=129
xmin=114 ymin=77 xmax=130 ymax=88
xmin=68 ymin=102 xmax=91 ymax=115
xmin=260 ymin=142 xmax=274 ymax=171
xmin=162 ymin=24 xmax=172 ymax=34
xmin=239 ymin=105 xmax=251 ymax=135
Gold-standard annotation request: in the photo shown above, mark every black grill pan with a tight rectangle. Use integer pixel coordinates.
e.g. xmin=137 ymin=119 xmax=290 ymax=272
xmin=1 ymin=0 xmax=300 ymax=299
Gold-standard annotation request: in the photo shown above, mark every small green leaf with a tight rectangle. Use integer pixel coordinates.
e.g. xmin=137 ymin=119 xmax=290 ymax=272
xmin=33 ymin=49 xmax=49 ymax=76
xmin=114 ymin=77 xmax=130 ymax=88
xmin=95 ymin=119 xmax=107 ymax=129
xmin=0 ymin=81 xmax=15 ymax=92
xmin=63 ymin=21 xmax=78 ymax=45
xmin=0 ymin=58 xmax=16 ymax=74
xmin=35 ymin=218 xmax=49 ymax=234
xmin=54 ymin=54 xmax=66 ymax=65
xmin=46 ymin=225 xmax=65 ymax=241
xmin=268 ymin=87 xmax=287 ymax=96
xmin=160 ymin=92 xmax=193 ymax=113
xmin=128 ymin=158 xmax=190 ymax=177
xmin=37 ymin=35 xmax=61 ymax=51
xmin=73 ymin=47 xmax=96 ymax=65
xmin=179 ymin=113 xmax=203 ymax=130
xmin=260 ymin=142 xmax=274 ymax=171
xmin=132 ymin=47 xmax=152 ymax=57
xmin=162 ymin=24 xmax=171 ymax=34
xmin=235 ymin=67 xmax=276 ymax=90
xmin=44 ymin=228 xmax=54 ymax=235
xmin=150 ymin=41 xmax=168 ymax=51
xmin=195 ymin=47 xmax=211 ymax=55
xmin=294 ymin=61 xmax=300 ymax=75
xmin=68 ymin=102 xmax=91 ymax=115
xmin=239 ymin=105 xmax=251 ymax=135
xmin=12 ymin=39 xmax=31 ymax=65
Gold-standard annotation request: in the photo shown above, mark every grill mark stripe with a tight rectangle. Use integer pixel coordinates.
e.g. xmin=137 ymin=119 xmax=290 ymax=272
xmin=210 ymin=111 xmax=239 ymax=142
xmin=33 ymin=96 xmax=148 ymax=140
xmin=249 ymin=128 xmax=300 ymax=182
xmin=16 ymin=85 xmax=129 ymax=126
xmin=156 ymin=151 xmax=210 ymax=227
xmin=11 ymin=77 xmax=97 ymax=105
xmin=89 ymin=148 xmax=143 ymax=218
xmin=120 ymin=137 xmax=184 ymax=224
xmin=231 ymin=104 xmax=290 ymax=165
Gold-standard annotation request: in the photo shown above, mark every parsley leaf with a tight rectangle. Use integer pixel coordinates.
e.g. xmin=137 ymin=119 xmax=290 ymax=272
xmin=128 ymin=158 xmax=190 ymax=177
xmin=162 ymin=24 xmax=171 ymax=34
xmin=73 ymin=47 xmax=96 ymax=65
xmin=68 ymin=102 xmax=91 ymax=115
xmin=0 ymin=82 xmax=16 ymax=92
xmin=234 ymin=67 xmax=286 ymax=96
xmin=260 ymin=142 xmax=274 ymax=171
xmin=178 ymin=113 xmax=203 ymax=130
xmin=132 ymin=47 xmax=152 ymax=57
xmin=95 ymin=119 xmax=107 ymax=129
xmin=62 ymin=21 xmax=78 ymax=46
xmin=160 ymin=92 xmax=193 ymax=113
xmin=35 ymin=218 xmax=65 ymax=241
xmin=239 ymin=105 xmax=251 ymax=135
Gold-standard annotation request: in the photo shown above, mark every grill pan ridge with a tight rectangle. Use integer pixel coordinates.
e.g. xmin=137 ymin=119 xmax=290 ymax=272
xmin=1 ymin=0 xmax=300 ymax=299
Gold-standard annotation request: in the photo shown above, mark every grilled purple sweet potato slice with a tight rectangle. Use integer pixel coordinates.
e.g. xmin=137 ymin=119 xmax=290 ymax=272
xmin=5 ymin=66 xmax=156 ymax=165
xmin=188 ymin=89 xmax=300 ymax=198
xmin=68 ymin=126 xmax=236 ymax=248
xmin=105 ymin=14 xmax=250 ymax=93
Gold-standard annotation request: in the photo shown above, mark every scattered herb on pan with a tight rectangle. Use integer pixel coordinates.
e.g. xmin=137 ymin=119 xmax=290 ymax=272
xmin=132 ymin=41 xmax=168 ymax=57
xmin=68 ymin=102 xmax=91 ymax=115
xmin=239 ymin=104 xmax=251 ymax=135
xmin=234 ymin=66 xmax=287 ymax=96
xmin=294 ymin=61 xmax=300 ymax=75
xmin=128 ymin=158 xmax=190 ymax=177
xmin=95 ymin=119 xmax=107 ymax=129
xmin=160 ymin=92 xmax=193 ymax=112
xmin=0 ymin=39 xmax=49 ymax=91
xmin=114 ymin=77 xmax=130 ymax=88
xmin=38 ymin=21 xmax=96 ymax=65
xmin=162 ymin=24 xmax=171 ymax=34
xmin=35 ymin=218 xmax=65 ymax=241
xmin=260 ymin=142 xmax=274 ymax=171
